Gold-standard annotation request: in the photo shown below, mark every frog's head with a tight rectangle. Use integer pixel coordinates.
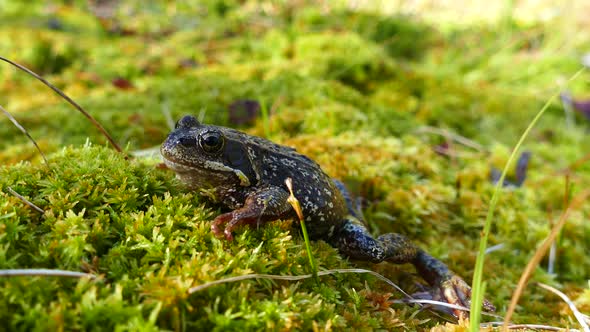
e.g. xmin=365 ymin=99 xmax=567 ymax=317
xmin=160 ymin=115 xmax=257 ymax=190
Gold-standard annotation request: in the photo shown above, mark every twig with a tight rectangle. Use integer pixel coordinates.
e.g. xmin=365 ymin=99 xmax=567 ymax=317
xmin=501 ymin=189 xmax=590 ymax=331
xmin=391 ymin=299 xmax=500 ymax=319
xmin=6 ymin=187 xmax=44 ymax=214
xmin=188 ymin=268 xmax=411 ymax=299
xmin=432 ymin=145 xmax=482 ymax=159
xmin=0 ymin=56 xmax=123 ymax=153
xmin=485 ymin=321 xmax=581 ymax=331
xmin=415 ymin=125 xmax=486 ymax=152
xmin=0 ymin=104 xmax=49 ymax=166
xmin=0 ymin=269 xmax=96 ymax=279
xmin=484 ymin=243 xmax=505 ymax=254
xmin=537 ymin=282 xmax=590 ymax=332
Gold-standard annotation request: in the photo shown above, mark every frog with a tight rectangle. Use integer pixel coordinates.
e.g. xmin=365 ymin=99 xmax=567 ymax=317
xmin=160 ymin=115 xmax=495 ymax=318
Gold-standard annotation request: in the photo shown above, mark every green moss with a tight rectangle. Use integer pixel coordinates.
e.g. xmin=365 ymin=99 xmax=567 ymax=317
xmin=1 ymin=0 xmax=590 ymax=330
xmin=293 ymin=9 xmax=437 ymax=60
xmin=0 ymin=145 xmax=438 ymax=330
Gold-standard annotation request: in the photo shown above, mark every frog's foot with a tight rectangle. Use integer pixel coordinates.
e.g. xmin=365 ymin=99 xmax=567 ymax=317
xmin=413 ymin=275 xmax=495 ymax=319
xmin=211 ymin=209 xmax=262 ymax=241
xmin=211 ymin=210 xmax=258 ymax=241
xmin=211 ymin=212 xmax=233 ymax=240
xmin=211 ymin=186 xmax=292 ymax=241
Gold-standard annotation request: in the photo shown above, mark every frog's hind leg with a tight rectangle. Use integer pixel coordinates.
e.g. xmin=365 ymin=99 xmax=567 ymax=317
xmin=328 ymin=218 xmax=495 ymax=318
xmin=328 ymin=217 xmax=420 ymax=265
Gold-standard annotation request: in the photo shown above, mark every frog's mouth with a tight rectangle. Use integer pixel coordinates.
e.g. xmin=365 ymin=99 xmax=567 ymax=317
xmin=161 ymin=157 xmax=195 ymax=173
xmin=161 ymin=156 xmax=251 ymax=187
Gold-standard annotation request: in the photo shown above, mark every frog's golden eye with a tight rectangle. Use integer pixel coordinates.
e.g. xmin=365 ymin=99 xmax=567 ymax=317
xmin=199 ymin=131 xmax=225 ymax=154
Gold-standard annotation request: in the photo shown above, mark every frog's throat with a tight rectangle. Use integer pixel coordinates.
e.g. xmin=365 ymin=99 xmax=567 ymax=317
xmin=162 ymin=158 xmax=251 ymax=187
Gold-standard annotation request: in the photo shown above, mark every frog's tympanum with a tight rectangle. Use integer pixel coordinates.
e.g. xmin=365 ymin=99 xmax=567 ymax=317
xmin=161 ymin=115 xmax=495 ymax=318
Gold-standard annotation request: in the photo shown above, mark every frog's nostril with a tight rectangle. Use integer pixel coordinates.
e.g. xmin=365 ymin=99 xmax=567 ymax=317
xmin=179 ymin=136 xmax=197 ymax=147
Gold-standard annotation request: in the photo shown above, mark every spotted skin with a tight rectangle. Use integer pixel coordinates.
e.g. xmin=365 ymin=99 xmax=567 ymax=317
xmin=161 ymin=115 xmax=495 ymax=318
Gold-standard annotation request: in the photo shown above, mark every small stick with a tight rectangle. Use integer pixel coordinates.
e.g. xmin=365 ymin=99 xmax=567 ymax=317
xmin=415 ymin=126 xmax=486 ymax=152
xmin=0 ymin=104 xmax=49 ymax=166
xmin=501 ymin=189 xmax=590 ymax=330
xmin=392 ymin=299 xmax=501 ymax=319
xmin=537 ymin=282 xmax=590 ymax=332
xmin=6 ymin=187 xmax=44 ymax=214
xmin=188 ymin=268 xmax=410 ymax=297
xmin=0 ymin=268 xmax=96 ymax=279
xmin=0 ymin=56 xmax=123 ymax=153
xmin=484 ymin=322 xmax=580 ymax=331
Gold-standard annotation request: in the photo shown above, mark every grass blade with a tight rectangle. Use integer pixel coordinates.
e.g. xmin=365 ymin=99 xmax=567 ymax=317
xmin=469 ymin=68 xmax=585 ymax=330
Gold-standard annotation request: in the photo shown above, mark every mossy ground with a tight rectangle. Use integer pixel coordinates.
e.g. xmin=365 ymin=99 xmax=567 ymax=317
xmin=1 ymin=1 xmax=589 ymax=331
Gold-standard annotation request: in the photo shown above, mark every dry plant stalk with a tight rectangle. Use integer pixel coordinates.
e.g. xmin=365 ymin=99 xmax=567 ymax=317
xmin=0 ymin=56 xmax=123 ymax=153
xmin=285 ymin=177 xmax=318 ymax=281
xmin=501 ymin=189 xmax=590 ymax=331
xmin=0 ymin=104 xmax=48 ymax=166
xmin=6 ymin=187 xmax=44 ymax=214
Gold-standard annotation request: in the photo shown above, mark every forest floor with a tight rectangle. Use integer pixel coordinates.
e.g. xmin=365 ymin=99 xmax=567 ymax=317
xmin=1 ymin=1 xmax=589 ymax=330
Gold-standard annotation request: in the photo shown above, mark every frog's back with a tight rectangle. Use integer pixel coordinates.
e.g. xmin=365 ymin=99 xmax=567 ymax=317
xmin=228 ymin=130 xmax=348 ymax=236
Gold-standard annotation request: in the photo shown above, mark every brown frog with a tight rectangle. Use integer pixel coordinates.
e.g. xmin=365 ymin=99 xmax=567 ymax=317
xmin=160 ymin=115 xmax=495 ymax=318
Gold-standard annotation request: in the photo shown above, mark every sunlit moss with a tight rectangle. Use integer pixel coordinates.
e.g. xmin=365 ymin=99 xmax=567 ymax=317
xmin=1 ymin=0 xmax=589 ymax=330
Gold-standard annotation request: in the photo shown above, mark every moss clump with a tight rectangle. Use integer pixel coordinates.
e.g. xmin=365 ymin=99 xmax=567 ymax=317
xmin=0 ymin=145 xmax=434 ymax=330
xmin=1 ymin=0 xmax=590 ymax=330
xmin=293 ymin=9 xmax=437 ymax=60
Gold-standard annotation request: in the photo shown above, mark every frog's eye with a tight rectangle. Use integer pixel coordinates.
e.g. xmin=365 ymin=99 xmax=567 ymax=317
xmin=199 ymin=131 xmax=225 ymax=154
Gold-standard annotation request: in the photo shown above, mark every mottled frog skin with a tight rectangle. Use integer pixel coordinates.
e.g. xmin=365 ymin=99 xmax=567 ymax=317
xmin=161 ymin=115 xmax=494 ymax=318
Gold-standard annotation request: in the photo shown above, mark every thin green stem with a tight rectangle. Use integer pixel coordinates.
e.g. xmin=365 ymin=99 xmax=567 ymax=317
xmin=285 ymin=178 xmax=318 ymax=283
xmin=469 ymin=68 xmax=585 ymax=331
xmin=299 ymin=216 xmax=318 ymax=282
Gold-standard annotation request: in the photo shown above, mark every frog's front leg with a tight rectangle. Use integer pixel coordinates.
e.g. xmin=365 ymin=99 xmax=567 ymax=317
xmin=330 ymin=218 xmax=495 ymax=319
xmin=211 ymin=186 xmax=292 ymax=240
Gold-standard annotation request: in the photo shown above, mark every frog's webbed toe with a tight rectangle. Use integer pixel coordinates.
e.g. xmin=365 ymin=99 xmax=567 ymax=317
xmin=211 ymin=206 xmax=265 ymax=241
xmin=413 ymin=275 xmax=495 ymax=319
xmin=211 ymin=212 xmax=235 ymax=240
xmin=412 ymin=252 xmax=496 ymax=319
